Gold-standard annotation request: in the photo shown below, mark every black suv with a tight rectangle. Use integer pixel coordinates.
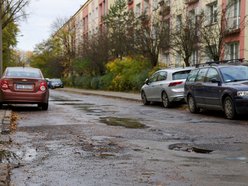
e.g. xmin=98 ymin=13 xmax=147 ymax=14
xmin=184 ymin=60 xmax=248 ymax=119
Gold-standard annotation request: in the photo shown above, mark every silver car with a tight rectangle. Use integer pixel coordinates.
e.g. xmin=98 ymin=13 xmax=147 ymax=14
xmin=141 ymin=67 xmax=194 ymax=107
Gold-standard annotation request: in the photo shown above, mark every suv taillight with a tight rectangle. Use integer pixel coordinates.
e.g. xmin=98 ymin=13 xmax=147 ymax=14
xmin=169 ymin=81 xmax=183 ymax=87
xmin=1 ymin=80 xmax=9 ymax=90
xmin=39 ymin=81 xmax=47 ymax=91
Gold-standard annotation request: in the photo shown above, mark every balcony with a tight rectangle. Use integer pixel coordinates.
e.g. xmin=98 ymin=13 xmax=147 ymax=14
xmin=185 ymin=0 xmax=199 ymax=5
xmin=225 ymin=27 xmax=240 ymax=36
xmin=225 ymin=18 xmax=241 ymax=36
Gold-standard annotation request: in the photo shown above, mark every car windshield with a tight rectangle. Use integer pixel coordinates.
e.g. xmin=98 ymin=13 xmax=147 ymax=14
xmin=220 ymin=66 xmax=248 ymax=83
xmin=172 ymin=70 xmax=191 ymax=80
xmin=51 ymin=79 xmax=61 ymax=82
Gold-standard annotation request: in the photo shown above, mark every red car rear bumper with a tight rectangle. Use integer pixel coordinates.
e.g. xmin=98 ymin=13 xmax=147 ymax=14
xmin=0 ymin=89 xmax=49 ymax=104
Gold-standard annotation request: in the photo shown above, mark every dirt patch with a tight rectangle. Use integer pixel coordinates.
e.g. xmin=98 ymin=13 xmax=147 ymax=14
xmin=10 ymin=112 xmax=19 ymax=132
xmin=100 ymin=117 xmax=147 ymax=129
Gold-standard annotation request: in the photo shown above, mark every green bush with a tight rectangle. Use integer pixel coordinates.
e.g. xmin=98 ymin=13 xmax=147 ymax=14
xmin=91 ymin=76 xmax=100 ymax=89
xmin=73 ymin=76 xmax=92 ymax=89
xmin=99 ymin=73 xmax=113 ymax=90
xmin=105 ymin=56 xmax=152 ymax=91
xmin=66 ymin=56 xmax=163 ymax=92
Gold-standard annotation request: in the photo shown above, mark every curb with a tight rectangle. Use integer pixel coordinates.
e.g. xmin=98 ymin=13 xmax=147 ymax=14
xmin=0 ymin=109 xmax=12 ymax=186
xmin=58 ymin=88 xmax=142 ymax=102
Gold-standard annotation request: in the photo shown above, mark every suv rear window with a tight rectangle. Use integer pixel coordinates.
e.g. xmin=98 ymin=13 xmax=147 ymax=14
xmin=172 ymin=70 xmax=192 ymax=80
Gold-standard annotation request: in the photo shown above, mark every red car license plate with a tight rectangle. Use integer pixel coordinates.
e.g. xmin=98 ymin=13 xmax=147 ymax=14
xmin=16 ymin=84 xmax=34 ymax=90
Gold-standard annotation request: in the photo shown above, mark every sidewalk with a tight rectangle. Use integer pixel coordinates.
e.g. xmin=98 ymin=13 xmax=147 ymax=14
xmin=59 ymin=87 xmax=141 ymax=102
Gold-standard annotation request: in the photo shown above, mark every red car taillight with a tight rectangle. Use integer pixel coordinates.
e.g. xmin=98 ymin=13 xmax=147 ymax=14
xmin=168 ymin=81 xmax=183 ymax=87
xmin=1 ymin=80 xmax=9 ymax=90
xmin=39 ymin=81 xmax=47 ymax=91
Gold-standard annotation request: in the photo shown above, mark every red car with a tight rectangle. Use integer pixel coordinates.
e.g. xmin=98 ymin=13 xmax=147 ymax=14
xmin=0 ymin=67 xmax=49 ymax=110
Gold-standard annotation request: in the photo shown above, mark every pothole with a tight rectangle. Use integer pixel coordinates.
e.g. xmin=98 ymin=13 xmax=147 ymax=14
xmin=168 ymin=143 xmax=213 ymax=154
xmin=100 ymin=117 xmax=147 ymax=129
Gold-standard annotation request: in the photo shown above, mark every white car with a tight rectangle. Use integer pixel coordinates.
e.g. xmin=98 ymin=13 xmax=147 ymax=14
xmin=141 ymin=67 xmax=194 ymax=108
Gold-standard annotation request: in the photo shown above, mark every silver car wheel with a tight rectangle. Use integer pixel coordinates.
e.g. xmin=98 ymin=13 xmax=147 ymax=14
xmin=162 ymin=92 xmax=170 ymax=108
xmin=224 ymin=97 xmax=235 ymax=119
xmin=141 ymin=91 xmax=150 ymax=105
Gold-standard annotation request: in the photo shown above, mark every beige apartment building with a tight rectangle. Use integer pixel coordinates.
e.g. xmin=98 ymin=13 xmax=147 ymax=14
xmin=62 ymin=0 xmax=248 ymax=66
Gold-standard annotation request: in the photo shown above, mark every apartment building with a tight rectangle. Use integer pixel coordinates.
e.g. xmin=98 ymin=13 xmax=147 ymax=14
xmin=61 ymin=0 xmax=248 ymax=66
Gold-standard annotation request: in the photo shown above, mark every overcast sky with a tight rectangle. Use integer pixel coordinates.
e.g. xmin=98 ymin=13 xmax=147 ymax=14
xmin=16 ymin=0 xmax=85 ymax=51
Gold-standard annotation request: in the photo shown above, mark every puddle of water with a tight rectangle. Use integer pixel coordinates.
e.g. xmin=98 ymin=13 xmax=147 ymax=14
xmin=56 ymin=103 xmax=87 ymax=106
xmin=225 ymin=156 xmax=247 ymax=161
xmin=50 ymin=99 xmax=83 ymax=102
xmin=100 ymin=117 xmax=147 ymax=129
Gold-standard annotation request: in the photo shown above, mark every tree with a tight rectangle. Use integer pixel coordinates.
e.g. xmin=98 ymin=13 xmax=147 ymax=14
xmin=77 ymin=30 xmax=110 ymax=76
xmin=169 ymin=10 xmax=199 ymax=67
xmin=31 ymin=39 xmax=64 ymax=78
xmin=52 ymin=17 xmax=76 ymax=78
xmin=3 ymin=21 xmax=19 ymax=68
xmin=0 ymin=0 xmax=29 ymax=75
xmin=135 ymin=12 xmax=170 ymax=67
xmin=103 ymin=0 xmax=136 ymax=59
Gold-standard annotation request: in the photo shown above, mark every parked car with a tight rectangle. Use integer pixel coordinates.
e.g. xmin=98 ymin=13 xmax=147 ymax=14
xmin=141 ymin=67 xmax=194 ymax=107
xmin=0 ymin=67 xmax=49 ymax=110
xmin=184 ymin=61 xmax=248 ymax=119
xmin=47 ymin=78 xmax=64 ymax=89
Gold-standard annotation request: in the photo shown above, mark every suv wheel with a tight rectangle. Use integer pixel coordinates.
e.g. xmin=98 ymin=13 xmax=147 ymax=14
xmin=224 ymin=97 xmax=236 ymax=119
xmin=141 ymin=91 xmax=150 ymax=105
xmin=162 ymin=92 xmax=171 ymax=108
xmin=188 ymin=95 xmax=199 ymax=113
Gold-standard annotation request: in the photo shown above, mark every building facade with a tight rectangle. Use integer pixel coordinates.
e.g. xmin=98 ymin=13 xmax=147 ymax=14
xmin=61 ymin=0 xmax=248 ymax=66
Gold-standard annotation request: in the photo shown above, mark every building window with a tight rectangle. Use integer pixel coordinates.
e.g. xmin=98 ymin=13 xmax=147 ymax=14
xmin=143 ymin=0 xmax=149 ymax=14
xmin=206 ymin=1 xmax=217 ymax=25
xmin=227 ymin=0 xmax=240 ymax=29
xmin=190 ymin=50 xmax=198 ymax=65
xmin=176 ymin=52 xmax=181 ymax=67
xmin=176 ymin=14 xmax=182 ymax=31
xmin=189 ymin=9 xmax=195 ymax=19
xmin=165 ymin=53 xmax=170 ymax=65
xmin=135 ymin=3 xmax=141 ymax=17
xmin=226 ymin=42 xmax=239 ymax=60
xmin=153 ymin=0 xmax=159 ymax=10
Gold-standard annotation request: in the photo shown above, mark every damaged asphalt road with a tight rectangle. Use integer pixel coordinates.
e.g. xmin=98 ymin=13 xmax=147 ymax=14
xmin=2 ymin=89 xmax=248 ymax=186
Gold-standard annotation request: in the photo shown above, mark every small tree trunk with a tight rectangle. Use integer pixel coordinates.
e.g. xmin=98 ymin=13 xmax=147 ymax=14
xmin=184 ymin=57 xmax=190 ymax=67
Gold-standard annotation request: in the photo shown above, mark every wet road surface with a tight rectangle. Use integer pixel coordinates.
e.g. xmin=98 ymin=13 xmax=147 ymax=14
xmin=8 ymin=89 xmax=248 ymax=186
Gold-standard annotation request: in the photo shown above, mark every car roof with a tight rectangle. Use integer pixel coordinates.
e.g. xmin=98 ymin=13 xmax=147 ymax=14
xmin=158 ymin=67 xmax=195 ymax=73
xmin=195 ymin=64 xmax=247 ymax=69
